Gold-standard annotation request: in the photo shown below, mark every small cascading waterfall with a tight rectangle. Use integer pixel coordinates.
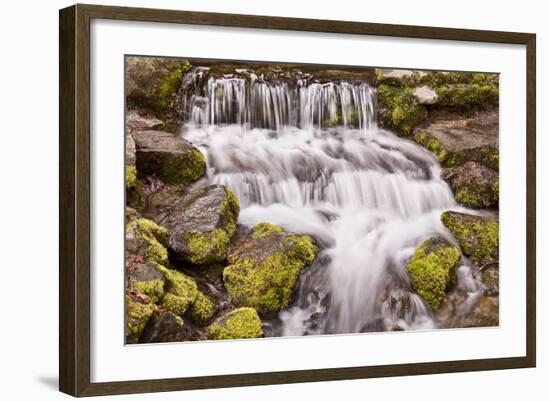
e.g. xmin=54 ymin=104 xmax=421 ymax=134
xmin=178 ymin=67 xmax=376 ymax=132
xmin=177 ymin=66 xmax=482 ymax=335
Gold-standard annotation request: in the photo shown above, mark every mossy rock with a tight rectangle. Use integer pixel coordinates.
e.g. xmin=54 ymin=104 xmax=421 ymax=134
xmin=223 ymin=223 xmax=318 ymax=313
xmin=377 ymin=84 xmax=427 ymax=135
xmin=441 ymin=211 xmax=499 ymax=265
xmin=442 ymin=162 xmax=499 ymax=209
xmin=207 ymin=307 xmax=263 ymax=340
xmin=133 ymin=130 xmax=205 ymax=185
xmin=125 ymin=165 xmax=144 ymax=210
xmin=435 ymin=83 xmax=498 ymax=109
xmin=126 ymin=290 xmax=155 ymax=344
xmin=187 ymin=290 xmax=216 ymax=324
xmin=406 ymin=237 xmax=461 ymax=310
xmin=126 ymin=218 xmax=169 ymax=267
xmin=159 ymin=267 xmax=198 ymax=316
xmin=164 ymin=185 xmax=240 ymax=265
xmin=127 ymin=258 xmax=165 ymax=303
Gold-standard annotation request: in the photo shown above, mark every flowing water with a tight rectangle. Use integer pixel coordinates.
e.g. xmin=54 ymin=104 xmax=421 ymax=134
xmin=177 ymin=67 xmax=482 ymax=336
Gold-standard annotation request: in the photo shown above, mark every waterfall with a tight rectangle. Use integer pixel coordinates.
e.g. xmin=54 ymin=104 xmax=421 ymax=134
xmin=177 ymin=66 xmax=477 ymax=335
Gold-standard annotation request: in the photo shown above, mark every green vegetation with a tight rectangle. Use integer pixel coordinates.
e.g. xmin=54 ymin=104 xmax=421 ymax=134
xmin=149 ymin=61 xmax=192 ymax=116
xmin=441 ymin=211 xmax=499 ymax=265
xmin=377 ymin=84 xmax=427 ymax=135
xmin=159 ymin=267 xmax=198 ymax=316
xmin=252 ymin=222 xmax=284 ymax=239
xmin=207 ymin=308 xmax=263 ymax=340
xmin=125 ymin=165 xmax=144 ymax=210
xmin=187 ymin=290 xmax=216 ymax=324
xmin=126 ymin=294 xmax=154 ymax=344
xmin=126 ymin=218 xmax=169 ymax=267
xmin=407 ymin=237 xmax=461 ymax=310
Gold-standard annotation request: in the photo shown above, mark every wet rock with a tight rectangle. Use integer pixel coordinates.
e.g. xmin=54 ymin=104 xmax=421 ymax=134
xmin=436 ymin=291 xmax=498 ymax=328
xmin=479 ymin=264 xmax=499 ymax=296
xmin=224 ymin=222 xmax=318 ymax=313
xmin=376 ymin=69 xmax=428 ymax=86
xmin=126 ymin=217 xmax=169 ymax=267
xmin=126 ymin=289 xmax=155 ymax=344
xmin=126 ymin=257 xmax=165 ymax=303
xmin=442 ymin=162 xmax=499 ymax=209
xmin=162 ymin=185 xmax=240 ymax=265
xmin=133 ymin=130 xmax=206 ymax=185
xmin=441 ymin=211 xmax=499 ymax=265
xmin=159 ymin=267 xmax=198 ymax=316
xmin=414 ymin=85 xmax=438 ymax=105
xmin=139 ymin=309 xmax=189 ymax=343
xmin=207 ymin=307 xmax=263 ymax=340
xmin=126 ymin=133 xmax=136 ymax=166
xmin=413 ymin=110 xmax=499 ymax=169
xmin=406 ymin=237 xmax=461 ymax=310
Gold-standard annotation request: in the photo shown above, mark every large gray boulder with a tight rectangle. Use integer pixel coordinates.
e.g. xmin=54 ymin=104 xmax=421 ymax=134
xmin=133 ymin=130 xmax=206 ymax=184
xmin=161 ymin=185 xmax=240 ymax=265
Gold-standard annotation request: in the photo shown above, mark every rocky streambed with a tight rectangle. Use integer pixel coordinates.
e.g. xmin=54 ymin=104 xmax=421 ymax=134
xmin=125 ymin=58 xmax=500 ymax=343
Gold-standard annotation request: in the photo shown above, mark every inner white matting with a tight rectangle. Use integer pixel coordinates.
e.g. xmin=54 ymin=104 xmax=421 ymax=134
xmin=90 ymin=18 xmax=527 ymax=383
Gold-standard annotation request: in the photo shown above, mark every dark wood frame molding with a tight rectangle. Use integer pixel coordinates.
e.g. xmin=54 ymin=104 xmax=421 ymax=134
xmin=59 ymin=3 xmax=536 ymax=397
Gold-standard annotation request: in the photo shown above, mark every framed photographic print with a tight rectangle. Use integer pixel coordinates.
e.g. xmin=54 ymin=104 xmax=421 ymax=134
xmin=59 ymin=4 xmax=536 ymax=397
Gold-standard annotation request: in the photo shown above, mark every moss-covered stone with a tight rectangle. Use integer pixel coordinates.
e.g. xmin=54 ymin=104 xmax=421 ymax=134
xmin=126 ymin=290 xmax=155 ymax=344
xmin=126 ymin=218 xmax=169 ymax=267
xmin=165 ymin=185 xmax=240 ymax=265
xmin=377 ymin=84 xmax=427 ymax=135
xmin=187 ymin=290 xmax=216 ymax=324
xmin=224 ymin=224 xmax=318 ymax=313
xmin=406 ymin=237 xmax=461 ymax=310
xmin=441 ymin=211 xmax=499 ymax=265
xmin=413 ymin=131 xmax=454 ymax=165
xmin=140 ymin=309 xmax=188 ymax=343
xmin=442 ymin=162 xmax=499 ymax=209
xmin=133 ymin=130 xmax=206 ymax=185
xmin=126 ymin=165 xmax=144 ymax=210
xmin=207 ymin=308 xmax=263 ymax=340
xmin=252 ymin=222 xmax=284 ymax=239
xmin=435 ymin=84 xmax=498 ymax=108
xmin=159 ymin=267 xmax=198 ymax=316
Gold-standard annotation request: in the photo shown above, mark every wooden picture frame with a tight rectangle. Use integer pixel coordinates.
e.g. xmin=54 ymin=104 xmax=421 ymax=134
xmin=59 ymin=3 xmax=536 ymax=397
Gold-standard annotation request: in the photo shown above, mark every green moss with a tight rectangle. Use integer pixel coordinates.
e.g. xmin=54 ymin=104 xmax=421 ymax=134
xmin=223 ymin=234 xmax=318 ymax=313
xmin=129 ymin=279 xmax=164 ymax=304
xmin=126 ymin=165 xmax=144 ymax=210
xmin=413 ymin=131 xmax=459 ymax=166
xmin=407 ymin=238 xmax=461 ymax=310
xmin=207 ymin=307 xmax=263 ymax=340
xmin=454 ymin=180 xmax=498 ymax=209
xmin=435 ymin=84 xmax=498 ymax=108
xmin=126 ymin=295 xmax=154 ymax=344
xmin=252 ymin=222 xmax=283 ymax=239
xmin=187 ymin=290 xmax=216 ymax=324
xmin=159 ymin=267 xmax=198 ymax=316
xmin=441 ymin=211 xmax=499 ymax=265
xmin=377 ymin=84 xmax=427 ymax=135
xmin=161 ymin=147 xmax=206 ymax=185
xmin=149 ymin=61 xmax=191 ymax=116
xmin=180 ymin=189 xmax=239 ymax=265
xmin=126 ymin=218 xmax=169 ymax=266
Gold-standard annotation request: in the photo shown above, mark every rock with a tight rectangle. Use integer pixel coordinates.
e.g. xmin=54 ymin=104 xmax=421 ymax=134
xmin=126 ymin=109 xmax=164 ymax=133
xmin=435 ymin=83 xmax=498 ymax=108
xmin=436 ymin=291 xmax=498 ymax=328
xmin=126 ymin=133 xmax=136 ymax=166
xmin=126 ymin=289 xmax=155 ymax=344
xmin=441 ymin=211 xmax=499 ymax=265
xmin=442 ymin=162 xmax=499 ymax=209
xmin=133 ymin=130 xmax=206 ymax=185
xmin=223 ymin=222 xmax=318 ymax=313
xmin=480 ymin=264 xmax=499 ymax=296
xmin=159 ymin=267 xmax=198 ymax=316
xmin=207 ymin=307 xmax=263 ymax=340
xmin=406 ymin=237 xmax=461 ymax=310
xmin=162 ymin=185 xmax=240 ymax=265
xmin=125 ymin=165 xmax=143 ymax=210
xmin=141 ymin=183 xmax=188 ymax=223
xmin=413 ymin=109 xmax=499 ymax=169
xmin=187 ymin=290 xmax=216 ymax=325
xmin=126 ymin=217 xmax=169 ymax=267
xmin=376 ymin=69 xmax=428 ymax=86
xmin=126 ymin=256 xmax=165 ymax=303
xmin=414 ymin=85 xmax=438 ymax=105
xmin=139 ymin=309 xmax=189 ymax=343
